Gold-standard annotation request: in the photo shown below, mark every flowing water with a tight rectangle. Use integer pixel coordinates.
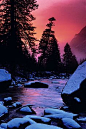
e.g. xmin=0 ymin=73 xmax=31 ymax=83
xmin=0 ymin=79 xmax=67 ymax=116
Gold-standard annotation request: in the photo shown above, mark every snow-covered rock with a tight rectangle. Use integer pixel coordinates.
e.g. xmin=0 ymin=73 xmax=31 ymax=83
xmin=7 ymin=118 xmax=36 ymax=129
xmin=16 ymin=83 xmax=23 ymax=87
xmin=4 ymin=97 xmax=12 ymax=105
xmin=61 ymin=61 xmax=86 ymax=111
xmin=0 ymin=101 xmax=4 ymax=106
xmin=74 ymin=97 xmax=81 ymax=103
xmin=11 ymin=80 xmax=16 ymax=85
xmin=9 ymin=86 xmax=14 ymax=88
xmin=77 ymin=117 xmax=86 ymax=122
xmin=4 ymin=97 xmax=12 ymax=102
xmin=61 ymin=118 xmax=81 ymax=129
xmin=24 ymin=115 xmax=51 ymax=124
xmin=0 ymin=69 xmax=11 ymax=82
xmin=29 ymin=78 xmax=34 ymax=81
xmin=60 ymin=106 xmax=69 ymax=111
xmin=12 ymin=102 xmax=22 ymax=108
xmin=45 ymin=113 xmax=77 ymax=120
xmin=15 ymin=76 xmax=27 ymax=83
xmin=20 ymin=106 xmax=36 ymax=114
xmin=0 ymin=104 xmax=8 ymax=117
xmin=44 ymin=108 xmax=78 ymax=119
xmin=0 ymin=127 xmax=5 ymax=129
xmin=1 ymin=123 xmax=7 ymax=129
xmin=51 ymin=81 xmax=60 ymax=84
xmin=25 ymin=123 xmax=62 ymax=129
xmin=24 ymin=81 xmax=48 ymax=88
xmin=0 ymin=69 xmax=11 ymax=90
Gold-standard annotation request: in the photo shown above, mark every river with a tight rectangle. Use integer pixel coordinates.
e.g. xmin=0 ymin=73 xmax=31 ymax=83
xmin=0 ymin=79 xmax=68 ymax=116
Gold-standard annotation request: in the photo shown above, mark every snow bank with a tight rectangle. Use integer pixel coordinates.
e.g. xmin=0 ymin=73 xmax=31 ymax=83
xmin=0 ymin=69 xmax=11 ymax=82
xmin=7 ymin=118 xmax=36 ymax=129
xmin=24 ymin=115 xmax=51 ymax=123
xmin=0 ymin=104 xmax=8 ymax=117
xmin=25 ymin=123 xmax=62 ymax=129
xmin=62 ymin=118 xmax=81 ymax=129
xmin=62 ymin=61 xmax=86 ymax=94
xmin=44 ymin=108 xmax=78 ymax=119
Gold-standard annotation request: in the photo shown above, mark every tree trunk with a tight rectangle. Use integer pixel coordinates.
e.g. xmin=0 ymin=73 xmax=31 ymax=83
xmin=10 ymin=0 xmax=16 ymax=76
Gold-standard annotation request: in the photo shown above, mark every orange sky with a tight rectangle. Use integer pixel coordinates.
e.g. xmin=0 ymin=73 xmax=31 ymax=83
xmin=33 ymin=0 xmax=86 ymax=52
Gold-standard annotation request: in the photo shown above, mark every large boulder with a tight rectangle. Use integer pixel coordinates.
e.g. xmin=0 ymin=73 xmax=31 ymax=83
xmin=0 ymin=69 xmax=11 ymax=91
xmin=24 ymin=81 xmax=48 ymax=88
xmin=61 ymin=61 xmax=86 ymax=112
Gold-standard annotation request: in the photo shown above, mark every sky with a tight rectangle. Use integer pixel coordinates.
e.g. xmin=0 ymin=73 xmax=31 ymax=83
xmin=33 ymin=0 xmax=86 ymax=52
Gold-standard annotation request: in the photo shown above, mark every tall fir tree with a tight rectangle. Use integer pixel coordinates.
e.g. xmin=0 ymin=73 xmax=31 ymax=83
xmin=39 ymin=17 xmax=61 ymax=71
xmin=0 ymin=0 xmax=38 ymax=73
xmin=63 ymin=43 xmax=78 ymax=74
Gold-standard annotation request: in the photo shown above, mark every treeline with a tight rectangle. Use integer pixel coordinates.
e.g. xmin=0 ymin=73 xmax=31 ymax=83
xmin=38 ymin=17 xmax=78 ymax=74
xmin=0 ymin=0 xmax=38 ymax=75
xmin=0 ymin=0 xmax=78 ymax=76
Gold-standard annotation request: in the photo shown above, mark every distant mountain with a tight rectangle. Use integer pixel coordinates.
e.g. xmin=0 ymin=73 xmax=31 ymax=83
xmin=70 ymin=26 xmax=86 ymax=61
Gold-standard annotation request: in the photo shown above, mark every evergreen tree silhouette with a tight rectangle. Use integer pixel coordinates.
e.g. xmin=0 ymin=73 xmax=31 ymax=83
xmin=0 ymin=0 xmax=38 ymax=73
xmin=63 ymin=43 xmax=78 ymax=74
xmin=39 ymin=17 xmax=61 ymax=71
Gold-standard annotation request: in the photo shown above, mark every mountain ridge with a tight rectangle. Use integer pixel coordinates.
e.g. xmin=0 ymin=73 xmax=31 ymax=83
xmin=70 ymin=26 xmax=86 ymax=61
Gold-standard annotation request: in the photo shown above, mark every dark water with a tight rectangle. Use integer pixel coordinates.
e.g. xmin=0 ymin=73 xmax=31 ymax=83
xmin=0 ymin=79 xmax=67 ymax=115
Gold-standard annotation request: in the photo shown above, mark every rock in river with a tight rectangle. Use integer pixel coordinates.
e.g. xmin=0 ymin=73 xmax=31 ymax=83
xmin=24 ymin=81 xmax=48 ymax=88
xmin=61 ymin=61 xmax=86 ymax=112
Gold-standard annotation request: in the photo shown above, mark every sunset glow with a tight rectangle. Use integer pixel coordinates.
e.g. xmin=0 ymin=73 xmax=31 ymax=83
xmin=33 ymin=0 xmax=86 ymax=50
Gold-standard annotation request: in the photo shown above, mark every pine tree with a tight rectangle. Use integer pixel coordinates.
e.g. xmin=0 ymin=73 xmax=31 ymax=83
xmin=0 ymin=0 xmax=38 ymax=72
xmin=39 ymin=17 xmax=61 ymax=71
xmin=63 ymin=43 xmax=78 ymax=74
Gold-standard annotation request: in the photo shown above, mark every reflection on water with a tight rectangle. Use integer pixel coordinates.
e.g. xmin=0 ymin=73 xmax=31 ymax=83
xmin=0 ymin=79 xmax=67 ymax=115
